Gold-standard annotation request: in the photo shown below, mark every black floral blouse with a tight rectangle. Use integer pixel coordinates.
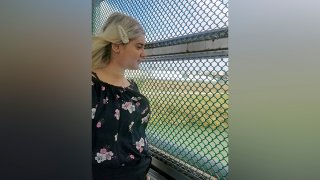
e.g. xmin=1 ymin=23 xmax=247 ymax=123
xmin=91 ymin=72 xmax=151 ymax=171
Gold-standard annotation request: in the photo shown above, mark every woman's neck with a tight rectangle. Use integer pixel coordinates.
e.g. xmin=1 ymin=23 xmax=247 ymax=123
xmin=93 ymin=63 xmax=130 ymax=87
xmin=99 ymin=64 xmax=125 ymax=79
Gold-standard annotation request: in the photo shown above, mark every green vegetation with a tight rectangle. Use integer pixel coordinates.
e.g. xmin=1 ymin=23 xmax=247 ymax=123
xmin=133 ymin=78 xmax=229 ymax=175
xmin=136 ymin=78 xmax=229 ymax=130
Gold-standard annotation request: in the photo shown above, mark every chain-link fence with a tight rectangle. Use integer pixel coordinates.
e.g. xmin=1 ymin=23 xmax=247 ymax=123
xmin=92 ymin=0 xmax=228 ymax=41
xmin=92 ymin=0 xmax=229 ymax=179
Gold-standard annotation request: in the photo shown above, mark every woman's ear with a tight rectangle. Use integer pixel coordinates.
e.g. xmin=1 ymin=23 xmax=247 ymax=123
xmin=111 ymin=43 xmax=120 ymax=54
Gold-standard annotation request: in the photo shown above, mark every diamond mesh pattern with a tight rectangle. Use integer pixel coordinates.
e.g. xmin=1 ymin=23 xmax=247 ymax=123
xmin=92 ymin=0 xmax=228 ymax=42
xmin=125 ymin=54 xmax=229 ymax=179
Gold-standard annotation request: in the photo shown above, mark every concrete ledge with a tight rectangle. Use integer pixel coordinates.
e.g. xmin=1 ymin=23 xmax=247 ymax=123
xmin=145 ymin=38 xmax=228 ymax=56
xmin=151 ymin=157 xmax=192 ymax=180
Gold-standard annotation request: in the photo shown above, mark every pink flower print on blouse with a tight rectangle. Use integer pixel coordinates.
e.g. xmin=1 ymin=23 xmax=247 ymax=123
xmin=103 ymin=97 xmax=109 ymax=104
xmin=114 ymin=109 xmax=120 ymax=120
xmin=122 ymin=102 xmax=135 ymax=114
xmin=105 ymin=151 xmax=114 ymax=160
xmin=135 ymin=138 xmax=145 ymax=153
xmin=129 ymin=121 xmax=134 ymax=132
xmin=129 ymin=154 xmax=135 ymax=160
xmin=136 ymin=102 xmax=140 ymax=107
xmin=92 ymin=108 xmax=96 ymax=119
xmin=100 ymin=148 xmax=107 ymax=154
xmin=141 ymin=113 xmax=150 ymax=124
xmin=101 ymin=86 xmax=105 ymax=91
xmin=141 ymin=107 xmax=148 ymax=115
xmin=96 ymin=119 xmax=104 ymax=128
xmin=96 ymin=121 xmax=102 ymax=128
xmin=95 ymin=148 xmax=114 ymax=163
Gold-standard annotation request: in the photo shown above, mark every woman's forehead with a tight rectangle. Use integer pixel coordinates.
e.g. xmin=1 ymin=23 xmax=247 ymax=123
xmin=131 ymin=36 xmax=146 ymax=44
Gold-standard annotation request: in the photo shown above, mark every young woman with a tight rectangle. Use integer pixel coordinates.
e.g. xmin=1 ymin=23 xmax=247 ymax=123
xmin=91 ymin=12 xmax=151 ymax=180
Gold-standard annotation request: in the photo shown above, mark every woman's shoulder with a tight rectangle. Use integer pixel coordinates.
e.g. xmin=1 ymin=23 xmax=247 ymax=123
xmin=91 ymin=72 xmax=102 ymax=89
xmin=91 ymin=71 xmax=98 ymax=79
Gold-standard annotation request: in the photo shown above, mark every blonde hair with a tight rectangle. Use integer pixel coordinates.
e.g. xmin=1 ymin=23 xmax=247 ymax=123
xmin=92 ymin=12 xmax=145 ymax=69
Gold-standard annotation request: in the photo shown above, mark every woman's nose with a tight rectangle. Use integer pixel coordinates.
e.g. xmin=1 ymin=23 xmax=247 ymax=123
xmin=141 ymin=49 xmax=147 ymax=59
